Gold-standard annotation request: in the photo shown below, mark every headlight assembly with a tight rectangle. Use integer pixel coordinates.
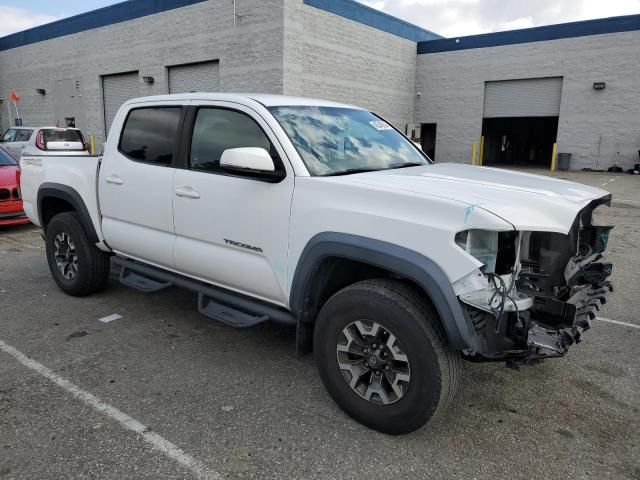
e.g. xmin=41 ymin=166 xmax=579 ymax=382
xmin=455 ymin=229 xmax=499 ymax=273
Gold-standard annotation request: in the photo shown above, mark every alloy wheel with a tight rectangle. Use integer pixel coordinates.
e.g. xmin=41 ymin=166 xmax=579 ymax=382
xmin=336 ymin=320 xmax=411 ymax=405
xmin=54 ymin=232 xmax=78 ymax=280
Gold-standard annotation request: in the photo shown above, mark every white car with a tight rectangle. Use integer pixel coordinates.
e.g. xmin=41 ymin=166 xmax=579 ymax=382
xmin=1 ymin=126 xmax=88 ymax=158
xmin=19 ymin=93 xmax=614 ymax=434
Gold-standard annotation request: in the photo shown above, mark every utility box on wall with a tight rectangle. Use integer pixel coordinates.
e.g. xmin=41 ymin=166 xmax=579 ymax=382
xmin=406 ymin=123 xmax=422 ymax=142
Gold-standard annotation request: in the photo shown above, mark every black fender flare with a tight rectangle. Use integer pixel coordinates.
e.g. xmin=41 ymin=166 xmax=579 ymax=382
xmin=37 ymin=183 xmax=100 ymax=244
xmin=290 ymin=232 xmax=474 ymax=351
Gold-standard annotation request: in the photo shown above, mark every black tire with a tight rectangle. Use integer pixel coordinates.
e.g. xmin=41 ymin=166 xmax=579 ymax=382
xmin=313 ymin=279 xmax=461 ymax=434
xmin=45 ymin=212 xmax=111 ymax=297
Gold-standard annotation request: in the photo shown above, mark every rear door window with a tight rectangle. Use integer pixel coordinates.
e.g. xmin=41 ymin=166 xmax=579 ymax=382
xmin=14 ymin=129 xmax=33 ymax=141
xmin=119 ymin=107 xmax=182 ymax=165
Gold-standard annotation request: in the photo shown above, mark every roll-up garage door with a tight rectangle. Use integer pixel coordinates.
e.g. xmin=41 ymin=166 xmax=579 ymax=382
xmin=102 ymin=72 xmax=140 ymax=136
xmin=168 ymin=61 xmax=220 ymax=94
xmin=483 ymin=77 xmax=563 ymax=118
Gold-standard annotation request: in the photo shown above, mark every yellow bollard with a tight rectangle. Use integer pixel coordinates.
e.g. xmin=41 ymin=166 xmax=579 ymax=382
xmin=550 ymin=142 xmax=558 ymax=171
xmin=479 ymin=136 xmax=485 ymax=166
xmin=471 ymin=142 xmax=478 ymax=165
xmin=89 ymin=134 xmax=96 ymax=155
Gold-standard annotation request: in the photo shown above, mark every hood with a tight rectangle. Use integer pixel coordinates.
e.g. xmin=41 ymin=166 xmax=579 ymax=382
xmin=0 ymin=165 xmax=19 ymax=186
xmin=337 ymin=163 xmax=610 ymax=233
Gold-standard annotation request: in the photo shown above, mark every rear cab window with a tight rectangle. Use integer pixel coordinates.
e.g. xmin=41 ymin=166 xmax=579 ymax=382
xmin=119 ymin=107 xmax=182 ymax=165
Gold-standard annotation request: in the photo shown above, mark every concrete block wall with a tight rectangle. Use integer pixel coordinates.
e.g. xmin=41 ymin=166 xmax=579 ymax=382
xmin=283 ymin=0 xmax=418 ymax=129
xmin=415 ymin=30 xmax=640 ymax=170
xmin=0 ymin=0 xmax=285 ymax=144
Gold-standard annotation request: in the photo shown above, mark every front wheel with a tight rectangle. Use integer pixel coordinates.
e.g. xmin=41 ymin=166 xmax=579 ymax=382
xmin=45 ymin=212 xmax=111 ymax=297
xmin=313 ymin=279 xmax=461 ymax=434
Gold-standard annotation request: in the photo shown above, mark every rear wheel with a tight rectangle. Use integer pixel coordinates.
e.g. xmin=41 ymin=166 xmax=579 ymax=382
xmin=45 ymin=212 xmax=110 ymax=296
xmin=313 ymin=279 xmax=461 ymax=434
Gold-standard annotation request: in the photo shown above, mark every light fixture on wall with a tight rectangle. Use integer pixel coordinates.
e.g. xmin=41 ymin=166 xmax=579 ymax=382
xmin=142 ymin=76 xmax=155 ymax=85
xmin=36 ymin=88 xmax=46 ymax=95
xmin=593 ymin=82 xmax=606 ymax=90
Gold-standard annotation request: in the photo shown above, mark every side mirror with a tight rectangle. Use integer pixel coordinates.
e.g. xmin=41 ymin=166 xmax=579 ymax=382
xmin=220 ymin=147 xmax=283 ymax=181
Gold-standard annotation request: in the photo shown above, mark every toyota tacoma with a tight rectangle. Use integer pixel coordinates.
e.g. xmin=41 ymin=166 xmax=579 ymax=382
xmin=20 ymin=93 xmax=614 ymax=434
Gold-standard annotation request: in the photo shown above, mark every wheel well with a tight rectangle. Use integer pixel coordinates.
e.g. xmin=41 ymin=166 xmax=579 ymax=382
xmin=297 ymin=257 xmax=444 ymax=354
xmin=304 ymin=258 xmax=391 ymax=320
xmin=41 ymin=197 xmax=75 ymax=230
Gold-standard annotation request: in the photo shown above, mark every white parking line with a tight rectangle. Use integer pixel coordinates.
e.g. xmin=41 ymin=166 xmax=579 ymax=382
xmin=596 ymin=317 xmax=640 ymax=330
xmin=0 ymin=339 xmax=221 ymax=480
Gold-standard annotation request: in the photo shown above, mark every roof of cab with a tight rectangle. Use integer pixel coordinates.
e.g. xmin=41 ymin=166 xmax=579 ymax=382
xmin=124 ymin=93 xmax=364 ymax=110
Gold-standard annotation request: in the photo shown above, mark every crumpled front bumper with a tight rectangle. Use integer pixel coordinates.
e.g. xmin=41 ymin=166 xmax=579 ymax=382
xmin=462 ymin=274 xmax=614 ymax=364
xmin=527 ymin=280 xmax=613 ymax=358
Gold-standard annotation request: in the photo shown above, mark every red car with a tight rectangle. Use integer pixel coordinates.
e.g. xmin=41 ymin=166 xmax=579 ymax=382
xmin=0 ymin=146 xmax=30 ymax=226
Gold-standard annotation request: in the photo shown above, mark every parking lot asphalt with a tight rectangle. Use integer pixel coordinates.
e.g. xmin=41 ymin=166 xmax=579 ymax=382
xmin=1 ymin=170 xmax=639 ymax=480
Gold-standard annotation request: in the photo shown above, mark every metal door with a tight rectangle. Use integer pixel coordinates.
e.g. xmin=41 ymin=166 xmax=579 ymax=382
xmin=483 ymin=77 xmax=563 ymax=118
xmin=102 ymin=72 xmax=140 ymax=136
xmin=168 ymin=61 xmax=220 ymax=94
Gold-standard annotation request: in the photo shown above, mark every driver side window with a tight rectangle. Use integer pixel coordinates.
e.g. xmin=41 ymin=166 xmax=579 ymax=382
xmin=189 ymin=108 xmax=275 ymax=173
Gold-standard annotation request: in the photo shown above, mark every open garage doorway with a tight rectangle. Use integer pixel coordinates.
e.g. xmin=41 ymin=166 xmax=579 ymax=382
xmin=482 ymin=116 xmax=558 ymax=167
xmin=481 ymin=77 xmax=562 ymax=168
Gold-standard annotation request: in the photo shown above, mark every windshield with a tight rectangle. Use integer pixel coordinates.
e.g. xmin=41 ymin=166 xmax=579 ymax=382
xmin=0 ymin=148 xmax=17 ymax=166
xmin=268 ymin=106 xmax=428 ymax=176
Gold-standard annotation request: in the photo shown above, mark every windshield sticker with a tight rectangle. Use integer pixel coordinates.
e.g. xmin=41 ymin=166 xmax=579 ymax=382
xmin=369 ymin=120 xmax=393 ymax=131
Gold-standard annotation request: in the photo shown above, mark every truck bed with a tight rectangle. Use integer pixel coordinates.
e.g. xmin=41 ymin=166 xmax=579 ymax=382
xmin=20 ymin=155 xmax=103 ymax=241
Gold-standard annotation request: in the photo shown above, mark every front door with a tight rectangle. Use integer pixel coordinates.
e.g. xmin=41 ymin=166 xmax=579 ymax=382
xmin=172 ymin=102 xmax=294 ymax=306
xmin=98 ymin=105 xmax=184 ymax=268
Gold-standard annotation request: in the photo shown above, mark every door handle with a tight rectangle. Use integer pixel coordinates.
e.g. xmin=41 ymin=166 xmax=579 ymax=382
xmin=105 ymin=175 xmax=124 ymax=185
xmin=175 ymin=187 xmax=201 ymax=199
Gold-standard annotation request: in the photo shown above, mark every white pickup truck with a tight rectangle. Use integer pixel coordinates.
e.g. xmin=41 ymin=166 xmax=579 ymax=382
xmin=20 ymin=93 xmax=613 ymax=434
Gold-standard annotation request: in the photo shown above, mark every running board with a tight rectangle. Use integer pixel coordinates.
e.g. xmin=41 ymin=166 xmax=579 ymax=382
xmin=119 ymin=267 xmax=173 ymax=292
xmin=111 ymin=257 xmax=296 ymax=328
xmin=198 ymin=293 xmax=269 ymax=329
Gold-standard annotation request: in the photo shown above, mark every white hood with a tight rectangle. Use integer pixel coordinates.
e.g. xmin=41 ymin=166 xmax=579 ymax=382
xmin=339 ymin=163 xmax=610 ymax=234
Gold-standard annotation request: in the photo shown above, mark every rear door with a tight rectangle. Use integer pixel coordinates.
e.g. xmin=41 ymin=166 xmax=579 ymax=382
xmin=172 ymin=102 xmax=294 ymax=305
xmin=99 ymin=103 xmax=186 ymax=268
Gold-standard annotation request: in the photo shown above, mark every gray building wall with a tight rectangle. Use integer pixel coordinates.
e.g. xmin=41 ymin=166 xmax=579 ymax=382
xmin=283 ymin=0 xmax=418 ymax=129
xmin=0 ymin=0 xmax=285 ymax=144
xmin=415 ymin=30 xmax=640 ymax=170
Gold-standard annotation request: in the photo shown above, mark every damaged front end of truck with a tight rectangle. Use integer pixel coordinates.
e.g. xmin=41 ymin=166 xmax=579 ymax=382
xmin=454 ymin=195 xmax=613 ymax=365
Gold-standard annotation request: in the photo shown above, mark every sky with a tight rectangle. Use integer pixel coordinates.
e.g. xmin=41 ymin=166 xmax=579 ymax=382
xmin=1 ymin=0 xmax=639 ymax=38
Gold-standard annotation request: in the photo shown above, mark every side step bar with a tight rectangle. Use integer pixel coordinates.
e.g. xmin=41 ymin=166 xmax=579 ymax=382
xmin=120 ymin=268 xmax=173 ymax=293
xmin=198 ymin=293 xmax=268 ymax=329
xmin=112 ymin=257 xmax=296 ymax=328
